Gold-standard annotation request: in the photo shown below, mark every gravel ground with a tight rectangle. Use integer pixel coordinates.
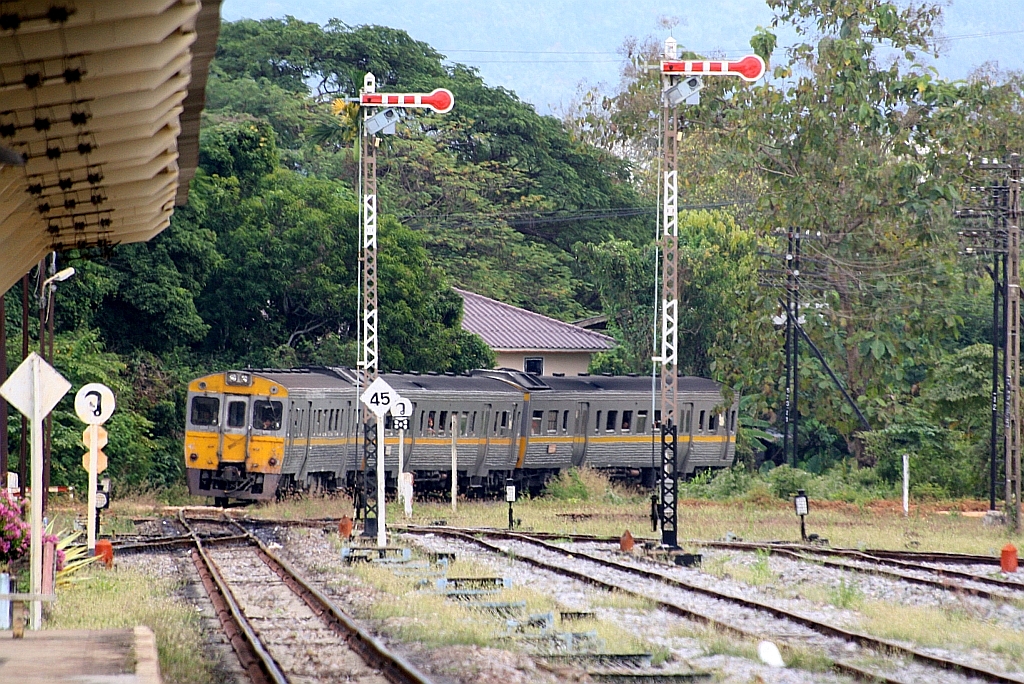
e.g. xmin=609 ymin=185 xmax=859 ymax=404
xmin=404 ymin=532 xmax=860 ymax=684
xmin=208 ymin=543 xmax=392 ymax=683
xmin=414 ymin=532 xmax=1019 ymax=684
xmin=116 ymin=548 xmax=248 ymax=684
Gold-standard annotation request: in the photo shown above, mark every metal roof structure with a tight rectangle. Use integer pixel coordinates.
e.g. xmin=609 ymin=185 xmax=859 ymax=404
xmin=0 ymin=0 xmax=222 ymax=293
xmin=455 ymin=287 xmax=615 ymax=352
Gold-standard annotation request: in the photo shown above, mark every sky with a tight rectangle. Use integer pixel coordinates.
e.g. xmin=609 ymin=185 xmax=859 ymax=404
xmin=222 ymin=0 xmax=1024 ymax=114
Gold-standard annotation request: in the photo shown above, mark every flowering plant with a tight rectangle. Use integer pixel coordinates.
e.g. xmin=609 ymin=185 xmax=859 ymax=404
xmin=0 ymin=490 xmax=30 ymax=570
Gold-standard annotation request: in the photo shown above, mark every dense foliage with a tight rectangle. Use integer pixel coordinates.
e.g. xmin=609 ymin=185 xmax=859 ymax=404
xmin=2 ymin=2 xmax=1022 ymax=499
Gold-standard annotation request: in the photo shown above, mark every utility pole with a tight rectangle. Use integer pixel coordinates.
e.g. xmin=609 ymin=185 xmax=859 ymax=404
xmin=655 ymin=43 xmax=765 ymax=547
xmin=1006 ymin=154 xmax=1021 ymax=531
xmin=346 ymin=77 xmax=454 ymax=538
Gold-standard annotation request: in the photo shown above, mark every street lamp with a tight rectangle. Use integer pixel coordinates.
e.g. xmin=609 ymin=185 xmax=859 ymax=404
xmin=39 ymin=264 xmax=74 ymax=512
xmin=42 ymin=267 xmax=75 ymax=291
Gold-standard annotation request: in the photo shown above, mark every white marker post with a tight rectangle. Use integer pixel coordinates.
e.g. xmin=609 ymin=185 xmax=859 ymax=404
xmin=902 ymin=453 xmax=910 ymax=517
xmin=75 ymin=384 xmax=115 ymax=551
xmin=360 ymin=377 xmax=402 ymax=548
xmin=451 ymin=413 xmax=458 ymax=513
xmin=390 ymin=399 xmax=412 ymax=509
xmin=0 ymin=352 xmax=71 ymax=630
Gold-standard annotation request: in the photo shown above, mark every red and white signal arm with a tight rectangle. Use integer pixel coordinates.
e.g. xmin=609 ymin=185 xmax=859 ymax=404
xmin=661 ymin=55 xmax=766 ymax=82
xmin=360 ymin=88 xmax=455 ymax=114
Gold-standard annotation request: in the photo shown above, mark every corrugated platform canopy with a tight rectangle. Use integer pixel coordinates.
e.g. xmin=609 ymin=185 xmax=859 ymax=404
xmin=0 ymin=0 xmax=221 ymax=293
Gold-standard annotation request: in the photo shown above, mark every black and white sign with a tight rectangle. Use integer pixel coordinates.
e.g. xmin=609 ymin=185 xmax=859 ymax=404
xmin=361 ymin=377 xmax=398 ymax=417
xmin=74 ymin=383 xmax=115 ymax=425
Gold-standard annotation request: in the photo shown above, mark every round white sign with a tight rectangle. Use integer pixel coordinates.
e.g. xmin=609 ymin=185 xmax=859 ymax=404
xmin=75 ymin=383 xmax=115 ymax=425
xmin=390 ymin=398 xmax=413 ymax=418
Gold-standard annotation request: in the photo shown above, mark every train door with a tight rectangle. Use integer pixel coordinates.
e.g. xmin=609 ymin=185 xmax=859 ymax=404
xmin=472 ymin=404 xmax=492 ymax=477
xmin=571 ymin=402 xmax=589 ymax=467
xmin=220 ymin=396 xmax=250 ymax=463
xmin=679 ymin=402 xmax=694 ymax=472
xmin=293 ymin=401 xmax=313 ymax=480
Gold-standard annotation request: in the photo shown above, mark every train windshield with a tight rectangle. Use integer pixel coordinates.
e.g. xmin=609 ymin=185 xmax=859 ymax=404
xmin=190 ymin=396 xmax=220 ymax=426
xmin=252 ymin=400 xmax=283 ymax=431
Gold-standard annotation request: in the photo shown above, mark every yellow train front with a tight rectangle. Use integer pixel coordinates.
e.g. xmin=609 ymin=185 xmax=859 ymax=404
xmin=184 ymin=370 xmax=289 ymax=504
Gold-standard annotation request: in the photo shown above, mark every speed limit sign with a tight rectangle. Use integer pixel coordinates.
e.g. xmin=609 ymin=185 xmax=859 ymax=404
xmin=360 ymin=377 xmax=398 ymax=417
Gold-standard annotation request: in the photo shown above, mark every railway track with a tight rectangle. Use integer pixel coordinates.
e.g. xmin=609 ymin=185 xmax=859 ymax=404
xmin=403 ymin=525 xmax=1024 ymax=684
xmin=176 ymin=513 xmax=434 ymax=684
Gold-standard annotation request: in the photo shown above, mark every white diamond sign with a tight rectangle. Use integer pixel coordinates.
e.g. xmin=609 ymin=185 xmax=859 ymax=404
xmin=0 ymin=352 xmax=71 ymax=420
xmin=360 ymin=376 xmax=401 ymax=417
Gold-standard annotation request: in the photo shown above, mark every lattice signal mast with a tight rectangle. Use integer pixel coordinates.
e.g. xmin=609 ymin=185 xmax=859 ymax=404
xmin=656 ymin=41 xmax=765 ymax=547
xmin=354 ymin=74 xmax=454 ymax=536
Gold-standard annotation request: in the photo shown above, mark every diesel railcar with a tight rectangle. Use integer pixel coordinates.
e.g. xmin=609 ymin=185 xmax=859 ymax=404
xmin=184 ymin=367 xmax=738 ymax=503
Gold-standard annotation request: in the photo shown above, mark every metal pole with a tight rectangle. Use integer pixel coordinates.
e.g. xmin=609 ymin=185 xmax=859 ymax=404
xmin=451 ymin=413 xmax=458 ymax=513
xmin=1006 ymin=154 xmax=1021 ymax=531
xmin=1 ymin=286 xmax=7 ymax=483
xmin=376 ymin=417 xmax=386 ymax=547
xmin=783 ymin=232 xmax=793 ymax=466
xmin=19 ymin=275 xmax=27 ymax=500
xmin=658 ymin=37 xmax=680 ymax=547
xmin=29 ymin=355 xmax=42 ymax=630
xmin=87 ymin=424 xmax=98 ymax=551
xmin=360 ymin=73 xmax=380 ymax=538
xmin=792 ymin=233 xmax=801 ymax=468
xmin=37 ymin=261 xmax=46 ymax=513
xmin=991 ymin=227 xmax=1002 ymax=511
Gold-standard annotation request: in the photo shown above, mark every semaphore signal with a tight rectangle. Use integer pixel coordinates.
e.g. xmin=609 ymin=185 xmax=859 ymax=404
xmin=660 ymin=54 xmax=766 ymax=81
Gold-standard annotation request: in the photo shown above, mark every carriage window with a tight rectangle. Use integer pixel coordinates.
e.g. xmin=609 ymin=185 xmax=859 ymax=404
xmin=547 ymin=410 xmax=558 ymax=433
xmin=470 ymin=412 xmax=477 ymax=435
xmin=460 ymin=411 xmax=469 ymax=436
xmin=636 ymin=411 xmax=648 ymax=434
xmin=427 ymin=411 xmax=437 ymax=435
xmin=531 ymin=411 xmax=543 ymax=436
xmin=420 ymin=411 xmax=426 ymax=434
xmin=621 ymin=410 xmax=632 ymax=432
xmin=594 ymin=411 xmax=602 ymax=434
xmin=500 ymin=411 xmax=509 ymax=435
xmin=190 ymin=397 xmax=220 ymax=426
xmin=562 ymin=410 xmax=569 ymax=433
xmin=698 ymin=410 xmax=706 ymax=431
xmin=605 ymin=410 xmax=618 ymax=433
xmin=439 ymin=411 xmax=449 ymax=436
xmin=384 ymin=414 xmax=394 ymax=431
xmin=709 ymin=413 xmax=718 ymax=432
xmin=654 ymin=410 xmax=662 ymax=428
xmin=730 ymin=410 xmax=737 ymax=432
xmin=227 ymin=401 xmax=247 ymax=428
xmin=252 ymin=400 xmax=283 ymax=431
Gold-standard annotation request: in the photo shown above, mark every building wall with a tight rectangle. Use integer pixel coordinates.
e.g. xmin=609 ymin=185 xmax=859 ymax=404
xmin=495 ymin=351 xmax=594 ymax=376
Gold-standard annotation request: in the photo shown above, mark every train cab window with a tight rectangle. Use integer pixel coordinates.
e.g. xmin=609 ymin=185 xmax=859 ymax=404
xmin=698 ymin=410 xmax=706 ymax=432
xmin=438 ymin=411 xmax=449 ymax=436
xmin=708 ymin=413 xmax=718 ymax=432
xmin=426 ymin=411 xmax=437 ymax=435
xmin=562 ymin=410 xmax=569 ymax=433
xmin=730 ymin=410 xmax=737 ymax=432
xmin=460 ymin=411 xmax=469 ymax=436
xmin=190 ymin=397 xmax=220 ymax=426
xmin=605 ymin=410 xmax=618 ymax=433
xmin=531 ymin=411 xmax=543 ymax=436
xmin=252 ymin=400 xmax=283 ymax=431
xmin=636 ymin=411 xmax=648 ymax=434
xmin=621 ymin=411 xmax=632 ymax=432
xmin=654 ymin=410 xmax=662 ymax=429
xmin=227 ymin=401 xmax=247 ymax=428
xmin=547 ymin=410 xmax=558 ymax=433
xmin=594 ymin=411 xmax=602 ymax=435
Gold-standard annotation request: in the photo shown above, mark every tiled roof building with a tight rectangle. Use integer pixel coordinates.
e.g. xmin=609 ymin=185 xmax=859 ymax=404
xmin=455 ymin=288 xmax=615 ymax=376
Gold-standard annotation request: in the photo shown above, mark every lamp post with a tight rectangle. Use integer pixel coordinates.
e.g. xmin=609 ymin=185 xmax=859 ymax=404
xmin=39 ymin=265 xmax=74 ymax=512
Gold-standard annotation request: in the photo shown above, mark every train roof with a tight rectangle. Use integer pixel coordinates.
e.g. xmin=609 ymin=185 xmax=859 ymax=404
xmin=207 ymin=367 xmax=726 ymax=397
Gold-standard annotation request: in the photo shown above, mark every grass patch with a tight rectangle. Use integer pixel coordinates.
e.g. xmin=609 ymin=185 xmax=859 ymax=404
xmin=589 ymin=589 xmax=655 ymax=611
xmin=828 ymin=578 xmax=862 ymax=609
xmin=857 ymin=600 xmax=1024 ymax=665
xmin=45 ymin=568 xmax=213 ymax=684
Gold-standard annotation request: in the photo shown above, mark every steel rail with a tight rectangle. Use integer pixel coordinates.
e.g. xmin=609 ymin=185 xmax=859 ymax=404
xmin=179 ymin=512 xmax=288 ymax=684
xmin=405 ymin=526 xmax=1024 ymax=684
xmin=222 ymin=519 xmax=435 ymax=684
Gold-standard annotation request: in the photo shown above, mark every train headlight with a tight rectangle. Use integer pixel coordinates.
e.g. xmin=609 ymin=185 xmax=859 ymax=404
xmin=189 ymin=453 xmax=199 ymax=462
xmin=225 ymin=371 xmax=252 ymax=386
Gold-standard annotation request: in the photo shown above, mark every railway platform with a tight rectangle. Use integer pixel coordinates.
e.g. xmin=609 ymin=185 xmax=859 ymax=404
xmin=0 ymin=626 xmax=162 ymax=683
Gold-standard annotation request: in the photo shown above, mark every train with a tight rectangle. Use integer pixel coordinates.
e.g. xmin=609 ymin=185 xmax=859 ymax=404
xmin=183 ymin=367 xmax=738 ymax=503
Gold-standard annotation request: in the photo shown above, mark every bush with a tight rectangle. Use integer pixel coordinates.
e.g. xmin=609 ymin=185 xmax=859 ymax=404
xmin=765 ymin=465 xmax=813 ymax=499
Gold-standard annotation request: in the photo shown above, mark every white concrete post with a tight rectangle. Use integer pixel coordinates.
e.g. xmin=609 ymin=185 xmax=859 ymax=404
xmin=902 ymin=453 xmax=910 ymax=517
xmin=451 ymin=414 xmax=458 ymax=513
